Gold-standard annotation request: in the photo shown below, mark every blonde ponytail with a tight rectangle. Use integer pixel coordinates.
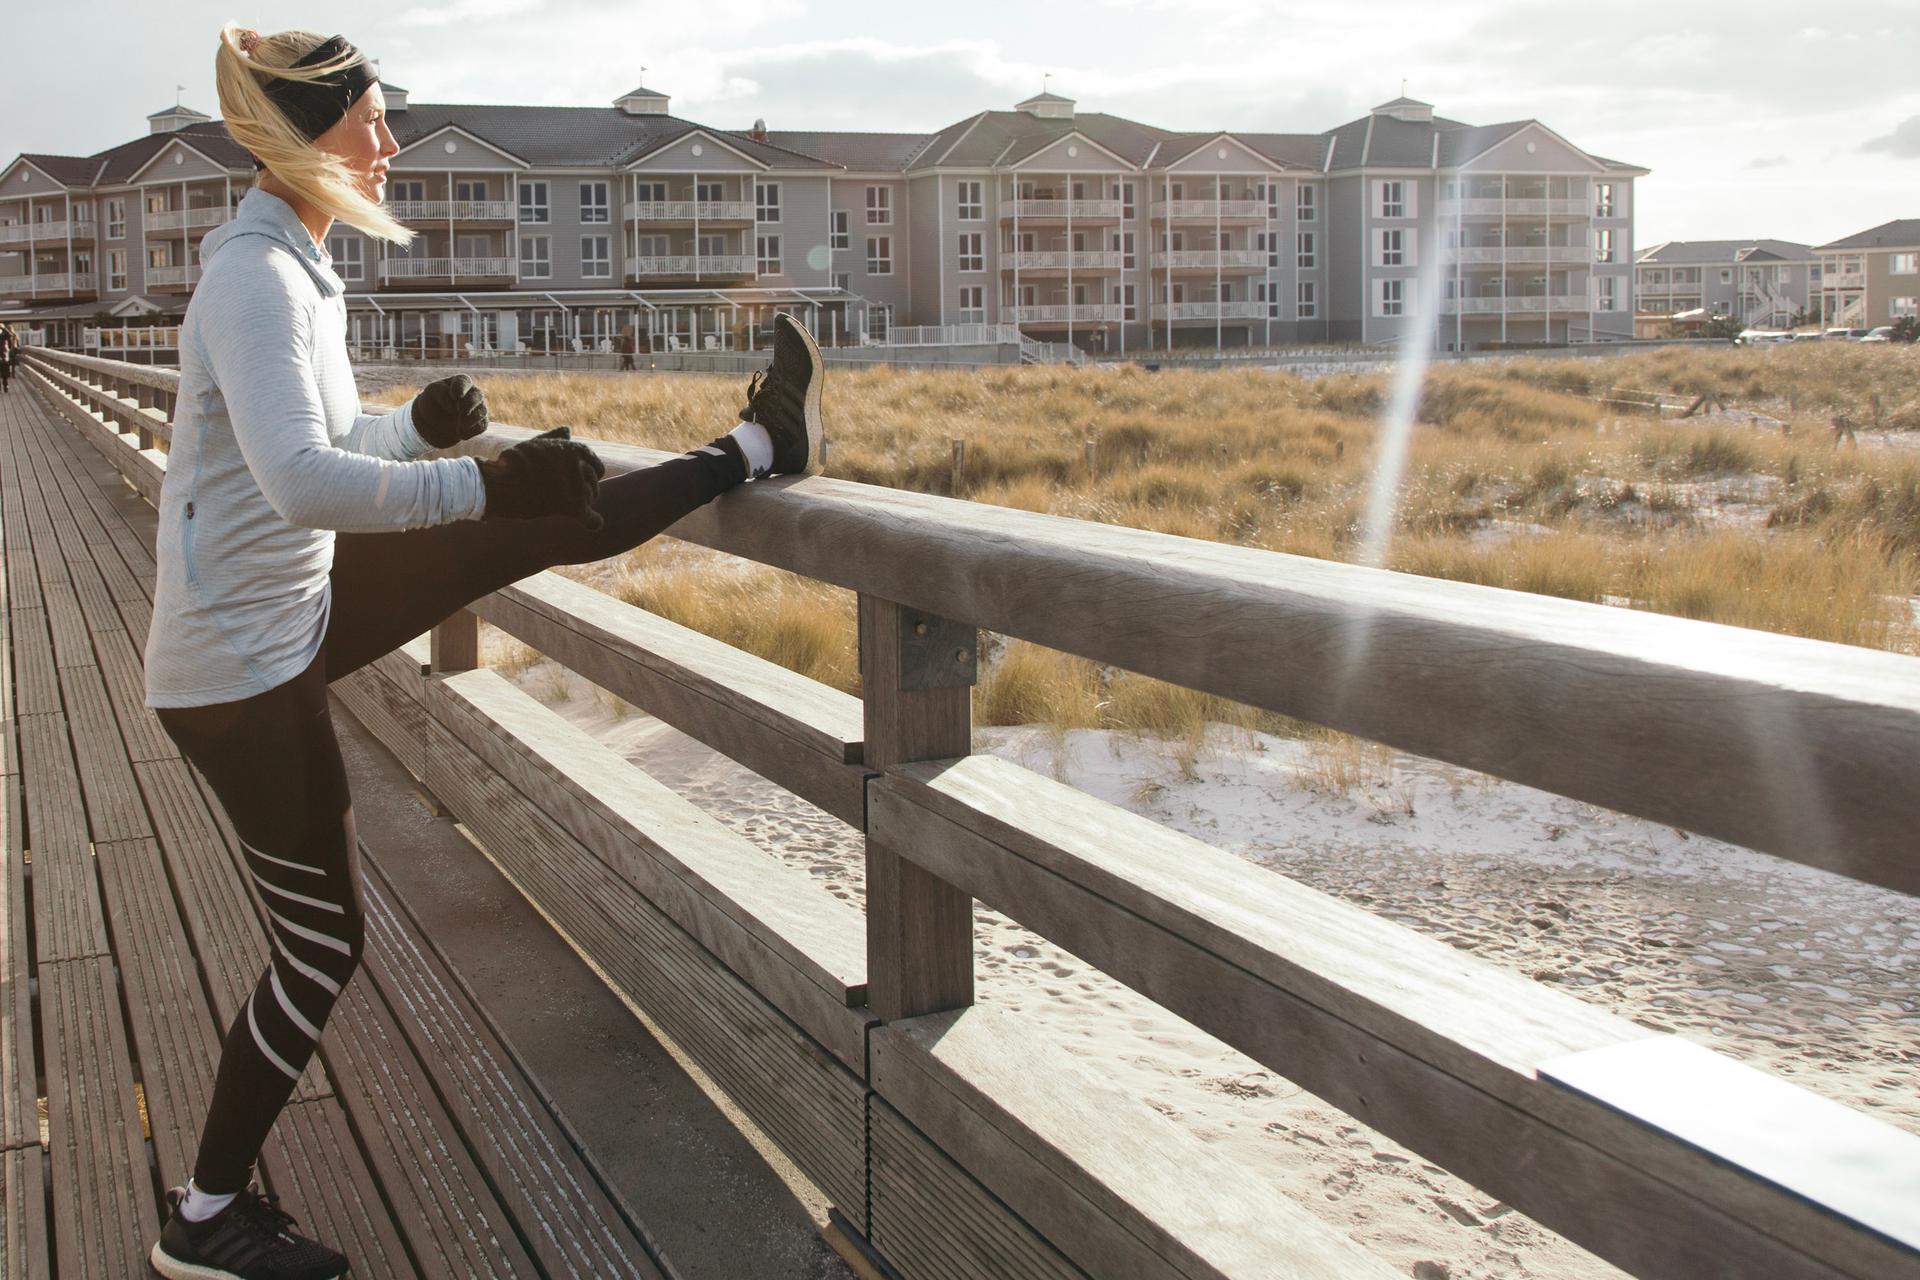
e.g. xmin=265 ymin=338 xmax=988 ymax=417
xmin=215 ymin=22 xmax=413 ymax=243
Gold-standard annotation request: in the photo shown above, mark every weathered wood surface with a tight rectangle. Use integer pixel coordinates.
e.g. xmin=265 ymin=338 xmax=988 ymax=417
xmin=870 ymin=755 xmax=1917 ymax=1280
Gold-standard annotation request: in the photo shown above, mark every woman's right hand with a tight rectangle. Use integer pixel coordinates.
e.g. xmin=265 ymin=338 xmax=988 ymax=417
xmin=477 ymin=427 xmax=605 ymax=529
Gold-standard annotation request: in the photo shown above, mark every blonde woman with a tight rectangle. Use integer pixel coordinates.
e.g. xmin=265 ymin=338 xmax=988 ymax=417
xmin=148 ymin=25 xmax=823 ymax=1280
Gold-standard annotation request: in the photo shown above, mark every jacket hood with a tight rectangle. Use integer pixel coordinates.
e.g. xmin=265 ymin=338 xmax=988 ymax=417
xmin=200 ymin=188 xmax=343 ymax=297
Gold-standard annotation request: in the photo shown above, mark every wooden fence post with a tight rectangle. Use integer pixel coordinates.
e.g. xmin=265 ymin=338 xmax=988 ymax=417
xmin=859 ymin=594 xmax=976 ymax=1022
xmin=430 ymin=610 xmax=480 ymax=673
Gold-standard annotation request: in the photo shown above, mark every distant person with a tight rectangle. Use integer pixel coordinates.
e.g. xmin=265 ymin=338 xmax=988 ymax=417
xmin=0 ymin=323 xmax=15 ymax=393
xmin=145 ymin=24 xmax=826 ymax=1280
xmin=618 ymin=320 xmax=636 ymax=370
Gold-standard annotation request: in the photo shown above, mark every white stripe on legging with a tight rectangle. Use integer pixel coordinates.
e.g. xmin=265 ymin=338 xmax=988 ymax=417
xmin=266 ymin=907 xmax=352 ymax=956
xmin=240 ymin=839 xmax=326 ymax=876
xmin=273 ymin=935 xmax=342 ymax=997
xmin=251 ymin=870 xmax=346 ymax=914
xmin=270 ymin=967 xmax=322 ymax=1041
xmin=247 ymin=995 xmax=302 ymax=1081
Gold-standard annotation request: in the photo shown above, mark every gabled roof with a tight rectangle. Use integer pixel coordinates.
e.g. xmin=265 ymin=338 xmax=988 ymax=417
xmin=1153 ymin=131 xmax=1303 ymax=171
xmin=1374 ymin=96 xmax=1432 ymax=110
xmin=1018 ymin=92 xmax=1075 ymax=105
xmin=16 ymin=153 xmax=106 ymax=186
xmin=385 ymin=103 xmax=836 ymax=171
xmin=912 ymin=110 xmax=1173 ymax=170
xmin=1318 ymin=110 xmax=1645 ymax=175
xmin=763 ymin=131 xmax=933 ymax=171
xmin=618 ymin=84 xmax=670 ymax=99
xmin=92 ymin=121 xmax=253 ymax=183
xmin=392 ymin=122 xmax=530 ymax=167
xmin=1232 ymin=133 xmax=1328 ymax=169
xmin=147 ymin=104 xmax=211 ymax=121
xmin=1815 ymin=219 xmax=1920 ymax=252
xmin=1635 ymin=239 xmax=1815 ymax=265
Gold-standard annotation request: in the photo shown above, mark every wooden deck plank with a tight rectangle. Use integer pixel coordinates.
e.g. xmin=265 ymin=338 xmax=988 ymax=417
xmin=3 ymin=1146 xmax=51 ymax=1280
xmin=17 ymin=714 xmax=107 ymax=966
xmin=7 ymin=615 xmax=54 ymax=720
xmin=265 ymin=1100 xmax=417 ymax=1280
xmin=91 ymin=629 xmax=177 ymax=765
xmin=0 ymin=773 xmax=35 ymax=1157
xmin=60 ymin=669 xmax=152 ymax=844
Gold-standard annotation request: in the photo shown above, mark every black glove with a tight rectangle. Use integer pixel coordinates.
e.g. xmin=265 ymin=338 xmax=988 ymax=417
xmin=478 ymin=427 xmax=606 ymax=530
xmin=412 ymin=374 xmax=489 ymax=448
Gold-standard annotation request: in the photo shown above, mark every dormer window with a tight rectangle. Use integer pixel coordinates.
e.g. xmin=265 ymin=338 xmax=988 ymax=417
xmin=1015 ymin=91 xmax=1075 ymax=119
xmin=615 ymin=85 xmax=671 ymax=116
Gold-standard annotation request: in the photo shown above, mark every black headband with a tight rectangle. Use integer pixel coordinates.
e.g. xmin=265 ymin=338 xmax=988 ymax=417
xmin=261 ymin=35 xmax=378 ymax=142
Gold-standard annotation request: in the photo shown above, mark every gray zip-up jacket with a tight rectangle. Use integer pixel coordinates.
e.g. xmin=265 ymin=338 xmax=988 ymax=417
xmin=145 ymin=189 xmax=487 ymax=707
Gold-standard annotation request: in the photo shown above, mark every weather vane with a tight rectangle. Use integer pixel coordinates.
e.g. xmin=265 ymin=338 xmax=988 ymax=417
xmin=1043 ymin=71 xmax=1051 ymax=94
xmin=176 ymin=83 xmax=187 ymax=106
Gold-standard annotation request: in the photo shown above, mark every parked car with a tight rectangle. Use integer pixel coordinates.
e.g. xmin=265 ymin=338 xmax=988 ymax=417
xmin=1822 ymin=327 xmax=1871 ymax=341
xmin=1737 ymin=329 xmax=1793 ymax=345
xmin=1859 ymin=326 xmax=1894 ymax=343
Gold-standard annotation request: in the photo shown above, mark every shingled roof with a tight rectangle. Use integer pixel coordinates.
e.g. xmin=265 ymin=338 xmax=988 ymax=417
xmin=18 ymin=154 xmax=106 ymax=185
xmin=1815 ymin=219 xmax=1920 ymax=252
xmin=1636 ymin=239 xmax=1816 ymax=265
xmin=763 ymin=131 xmax=933 ymax=171
xmin=387 ymin=103 xmax=838 ymax=170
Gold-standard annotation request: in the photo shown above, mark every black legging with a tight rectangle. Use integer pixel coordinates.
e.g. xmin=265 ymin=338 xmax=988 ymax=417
xmin=155 ymin=443 xmax=740 ymax=1194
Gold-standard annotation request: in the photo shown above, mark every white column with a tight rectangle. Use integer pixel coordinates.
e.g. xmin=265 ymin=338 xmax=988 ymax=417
xmin=27 ymin=196 xmax=35 ymax=295
xmin=1544 ymin=182 xmax=1553 ymax=345
xmin=1499 ymin=175 xmax=1508 ymax=346
xmin=1214 ymin=173 xmax=1222 ymax=351
xmin=64 ymin=191 xmax=73 ymax=293
xmin=447 ymin=168 xmax=456 ymax=288
xmin=1012 ymin=170 xmax=1021 ymax=332
xmin=937 ymin=176 xmax=947 ymax=328
xmin=693 ymin=171 xmax=701 ymax=282
xmin=510 ymin=173 xmax=520 ymax=284
xmin=1163 ymin=174 xmax=1173 ymax=349
xmin=180 ymin=180 xmax=189 ymax=283
xmin=1066 ymin=175 xmax=1074 ymax=349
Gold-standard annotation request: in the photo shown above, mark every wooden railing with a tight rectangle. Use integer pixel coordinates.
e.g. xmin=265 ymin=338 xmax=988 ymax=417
xmin=19 ymin=347 xmax=1920 ymax=1280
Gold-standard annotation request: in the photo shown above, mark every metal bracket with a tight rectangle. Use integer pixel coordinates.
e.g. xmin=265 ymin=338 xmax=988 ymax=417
xmin=896 ymin=609 xmax=978 ymax=690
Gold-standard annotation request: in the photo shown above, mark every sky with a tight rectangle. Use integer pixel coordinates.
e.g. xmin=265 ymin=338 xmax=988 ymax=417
xmin=4 ymin=0 xmax=1916 ymax=248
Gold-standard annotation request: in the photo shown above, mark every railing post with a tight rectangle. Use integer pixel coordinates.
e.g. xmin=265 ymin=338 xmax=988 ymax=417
xmin=859 ymin=594 xmax=976 ymax=1022
xmin=430 ymin=610 xmax=480 ymax=673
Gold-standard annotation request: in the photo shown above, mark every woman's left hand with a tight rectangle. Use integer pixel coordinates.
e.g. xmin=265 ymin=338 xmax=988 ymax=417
xmin=412 ymin=374 xmax=489 ymax=448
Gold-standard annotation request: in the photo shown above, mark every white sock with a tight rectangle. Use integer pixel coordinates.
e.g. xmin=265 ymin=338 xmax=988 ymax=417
xmin=178 ymin=1179 xmax=238 ymax=1223
xmin=729 ymin=420 xmax=775 ymax=478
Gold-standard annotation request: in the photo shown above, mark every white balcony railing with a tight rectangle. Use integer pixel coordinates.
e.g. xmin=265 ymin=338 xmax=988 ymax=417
xmin=1004 ymin=250 xmax=1125 ymax=271
xmin=1151 ymin=200 xmax=1267 ymax=220
xmin=1152 ymin=249 xmax=1268 ymax=270
xmin=1004 ymin=199 xmax=1124 ymax=220
xmin=626 ymin=200 xmax=755 ymax=222
xmin=386 ymin=200 xmax=517 ymax=222
xmin=378 ymin=256 xmax=515 ymax=281
xmin=146 ymin=207 xmax=233 ymax=233
xmin=1163 ymin=300 xmax=1267 ymax=321
xmin=1443 ymin=294 xmax=1591 ymax=315
xmin=145 ymin=265 xmax=201 ymax=289
xmin=1006 ymin=303 xmax=1124 ymax=324
xmin=0 ymin=271 xmax=96 ymax=296
xmin=1453 ymin=245 xmax=1594 ymax=266
xmin=625 ymin=254 xmax=757 ymax=277
xmin=1826 ymin=272 xmax=1865 ymax=290
xmin=1440 ymin=197 xmax=1592 ymax=218
xmin=0 ymin=220 xmax=87 ymax=244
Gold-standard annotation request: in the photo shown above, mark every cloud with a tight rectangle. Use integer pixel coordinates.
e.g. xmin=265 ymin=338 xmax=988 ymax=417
xmin=397 ymin=0 xmax=542 ymax=29
xmin=1745 ymin=155 xmax=1788 ymax=170
xmin=1862 ymin=114 xmax=1920 ymax=157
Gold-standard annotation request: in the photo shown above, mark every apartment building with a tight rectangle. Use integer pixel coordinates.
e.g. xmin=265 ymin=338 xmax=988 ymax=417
xmin=0 ymin=84 xmax=1645 ymax=355
xmin=1815 ymin=219 xmax=1920 ymax=330
xmin=1633 ymin=239 xmax=1819 ymax=327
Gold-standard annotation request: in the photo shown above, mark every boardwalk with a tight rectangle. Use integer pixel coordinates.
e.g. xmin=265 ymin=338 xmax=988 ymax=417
xmin=0 ymin=385 xmax=852 ymax=1278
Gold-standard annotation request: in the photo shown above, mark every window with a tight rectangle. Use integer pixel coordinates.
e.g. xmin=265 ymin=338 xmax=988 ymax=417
xmin=636 ymin=234 xmax=668 ymax=257
xmin=830 ymin=210 xmax=849 ymax=251
xmin=1297 ymin=280 xmax=1317 ymax=319
xmin=1257 ymin=281 xmax=1279 ymax=318
xmin=697 ymin=233 xmax=727 ymax=260
xmin=833 ymin=272 xmax=850 ymax=292
xmin=866 ymin=235 xmax=892 ymax=274
xmin=1264 ymin=181 xmax=1279 ymax=219
xmin=1111 ymin=231 xmax=1135 ymax=269
xmin=1255 ymin=232 xmax=1277 ymax=268
xmin=1892 ymin=253 xmax=1919 ymax=275
xmin=1594 ymin=182 xmax=1616 ymax=218
xmin=1893 ymin=297 xmax=1919 ymax=319
xmin=1380 ymin=229 xmax=1404 ymax=267
xmin=579 ymin=182 xmax=610 ymax=223
xmin=144 ymin=191 xmax=168 ymax=216
xmin=327 ymin=235 xmax=364 ymax=282
xmin=519 ymin=181 xmax=548 ymax=223
xmin=1112 ymin=284 xmax=1136 ymax=321
xmin=634 ymin=181 xmax=666 ymax=206
xmin=757 ymin=234 xmax=782 ymax=275
xmin=866 ymin=303 xmax=891 ymax=342
xmin=958 ymin=285 xmax=984 ymax=323
xmin=756 ymin=182 xmax=780 ymax=222
xmin=1379 ymin=180 xmax=1405 ymax=218
xmin=1296 ymin=184 xmax=1316 ymax=222
xmin=519 ymin=234 xmax=551 ymax=279
xmin=454 ymin=179 xmax=487 ymax=203
xmin=147 ymin=245 xmax=170 ymax=270
xmin=1377 ymin=278 xmax=1405 ymax=317
xmin=1594 ymin=229 xmax=1616 ymax=264
xmin=695 ymin=181 xmax=724 ymax=203
xmin=580 ymin=235 xmax=611 ymax=278
xmin=106 ymin=198 xmax=125 ymax=240
xmin=1719 ymin=267 xmax=1732 ymax=284
xmin=107 ymin=250 xmax=126 ymax=291
xmin=1297 ymin=231 xmax=1316 ymax=269
xmin=957 ymin=180 xmax=982 ymax=220
xmin=389 ymin=180 xmax=423 ymax=205
xmin=865 ymin=185 xmax=892 ymax=225
xmin=958 ymin=232 xmax=983 ymax=272
xmin=1117 ymin=181 xmax=1135 ymax=219
xmin=1595 ymin=274 xmax=1617 ymax=312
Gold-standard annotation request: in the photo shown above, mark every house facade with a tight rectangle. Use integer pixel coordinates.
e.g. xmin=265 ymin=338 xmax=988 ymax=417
xmin=1814 ymin=219 xmax=1920 ymax=330
xmin=1633 ymin=239 xmax=1820 ymax=328
xmin=0 ymin=84 xmax=1646 ymax=357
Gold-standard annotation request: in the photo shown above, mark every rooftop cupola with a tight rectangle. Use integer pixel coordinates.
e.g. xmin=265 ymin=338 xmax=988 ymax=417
xmin=1016 ymin=91 xmax=1075 ymax=120
xmin=616 ymin=83 xmax=671 ymax=116
xmin=379 ymin=81 xmax=409 ymax=112
xmin=1371 ymin=95 xmax=1433 ymax=123
xmin=147 ymin=102 xmax=211 ymax=135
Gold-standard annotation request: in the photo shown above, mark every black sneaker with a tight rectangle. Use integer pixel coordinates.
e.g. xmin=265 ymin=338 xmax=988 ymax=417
xmin=739 ymin=313 xmax=824 ymax=476
xmin=151 ymin=1185 xmax=348 ymax=1280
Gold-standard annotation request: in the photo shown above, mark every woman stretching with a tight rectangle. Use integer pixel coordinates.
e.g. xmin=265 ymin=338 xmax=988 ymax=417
xmin=147 ymin=25 xmax=823 ymax=1280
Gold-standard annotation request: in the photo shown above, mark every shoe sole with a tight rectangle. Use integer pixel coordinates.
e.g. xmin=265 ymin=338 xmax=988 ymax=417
xmin=152 ymin=1240 xmax=346 ymax=1280
xmin=779 ymin=314 xmax=825 ymax=476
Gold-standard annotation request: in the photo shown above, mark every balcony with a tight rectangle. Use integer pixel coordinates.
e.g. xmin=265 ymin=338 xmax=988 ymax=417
xmin=377 ymin=256 xmax=515 ymax=284
xmin=625 ymin=254 xmax=757 ymax=279
xmin=0 ymin=272 xmax=96 ymax=298
xmin=1003 ymin=250 xmax=1124 ymax=273
xmin=1454 ymin=245 xmax=1593 ymax=266
xmin=146 ymin=265 xmax=201 ymax=291
xmin=1826 ymin=272 xmax=1865 ymax=290
xmin=0 ymin=220 xmax=93 ymax=245
xmin=1443 ymin=294 xmax=1591 ymax=315
xmin=386 ymin=200 xmax=517 ymax=224
xmin=1439 ymin=197 xmax=1592 ymax=219
xmin=146 ymin=207 xmax=233 ymax=234
xmin=1003 ymin=199 xmax=1123 ymax=222
xmin=626 ymin=201 xmax=755 ymax=224
xmin=1164 ymin=300 xmax=1266 ymax=321
xmin=1006 ymin=303 xmax=1124 ymax=324
xmin=1151 ymin=200 xmax=1267 ymax=222
xmin=1152 ymin=249 xmax=1268 ymax=271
